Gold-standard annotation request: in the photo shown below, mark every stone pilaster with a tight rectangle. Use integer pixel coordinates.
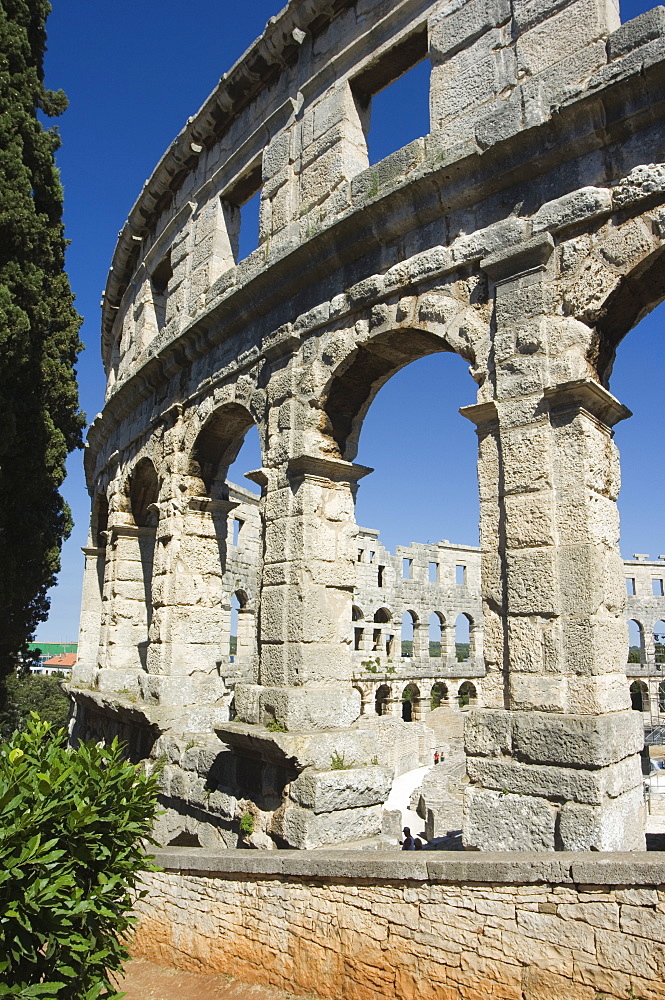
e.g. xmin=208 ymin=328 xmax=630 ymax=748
xmin=72 ymin=545 xmax=106 ymax=689
xmin=236 ymin=454 xmax=370 ymax=730
xmin=95 ymin=521 xmax=155 ymax=694
xmin=461 ymin=234 xmax=645 ymax=851
xmin=143 ymin=495 xmax=238 ymax=706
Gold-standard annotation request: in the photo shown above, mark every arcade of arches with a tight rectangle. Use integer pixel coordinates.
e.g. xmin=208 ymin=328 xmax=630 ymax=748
xmin=71 ymin=0 xmax=665 ymax=853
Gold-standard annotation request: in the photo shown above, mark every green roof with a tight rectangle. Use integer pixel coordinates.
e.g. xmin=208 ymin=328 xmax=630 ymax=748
xmin=28 ymin=642 xmax=77 ymax=655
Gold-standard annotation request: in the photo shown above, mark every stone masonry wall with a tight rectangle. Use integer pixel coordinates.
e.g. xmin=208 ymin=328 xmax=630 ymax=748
xmin=132 ymin=849 xmax=665 ymax=1000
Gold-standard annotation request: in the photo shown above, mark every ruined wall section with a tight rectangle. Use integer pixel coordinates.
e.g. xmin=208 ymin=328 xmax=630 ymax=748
xmin=74 ymin=0 xmax=665 ymax=850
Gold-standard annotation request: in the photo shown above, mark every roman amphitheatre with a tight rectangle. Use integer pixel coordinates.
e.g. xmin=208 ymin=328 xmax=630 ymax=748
xmin=70 ymin=0 xmax=665 ymax=994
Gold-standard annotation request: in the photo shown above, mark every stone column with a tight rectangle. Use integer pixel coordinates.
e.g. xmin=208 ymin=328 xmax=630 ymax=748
xmin=235 ymin=454 xmax=370 ymax=730
xmin=97 ymin=520 xmax=155 ymax=693
xmin=412 ymin=621 xmax=429 ymax=659
xmin=441 ymin=621 xmax=455 ymax=664
xmin=145 ymin=494 xmax=237 ymax=706
xmin=461 ymin=234 xmax=645 ymax=852
xmin=73 ymin=544 xmax=106 ymax=689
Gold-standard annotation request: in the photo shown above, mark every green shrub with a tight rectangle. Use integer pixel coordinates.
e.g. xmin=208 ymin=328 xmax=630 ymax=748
xmin=239 ymin=812 xmax=254 ymax=835
xmin=0 ymin=716 xmax=160 ymax=999
xmin=266 ymin=718 xmax=287 ymax=733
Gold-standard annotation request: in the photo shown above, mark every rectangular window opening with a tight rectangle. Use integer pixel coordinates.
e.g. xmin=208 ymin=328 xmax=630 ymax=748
xmin=402 ymin=558 xmax=412 ymax=579
xmin=233 ymin=518 xmax=244 ymax=546
xmin=456 ymin=565 xmax=467 ymax=586
xmin=654 ymin=579 xmax=664 ymax=597
xmin=368 ymin=550 xmax=375 ymax=563
xmin=373 ymin=629 xmax=382 ymax=651
xmin=222 ymin=162 xmax=262 ymax=265
xmin=354 ymin=627 xmax=364 ymax=651
xmin=351 ymin=26 xmax=429 ymax=167
xmin=151 ymin=250 xmax=173 ymax=330
xmin=626 ymin=578 xmax=636 ymax=595
xmin=357 ymin=549 xmax=364 ymax=562
xmin=428 ymin=561 xmax=439 ymax=583
xmin=378 ymin=565 xmax=385 ymax=588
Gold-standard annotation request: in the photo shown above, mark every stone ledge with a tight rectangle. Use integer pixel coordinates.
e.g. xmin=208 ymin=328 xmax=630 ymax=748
xmin=153 ymin=846 xmax=665 ymax=885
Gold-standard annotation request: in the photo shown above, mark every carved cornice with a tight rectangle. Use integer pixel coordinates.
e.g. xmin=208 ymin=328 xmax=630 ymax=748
xmin=288 ymin=455 xmax=373 ymax=483
xmin=544 ymin=378 xmax=632 ymax=427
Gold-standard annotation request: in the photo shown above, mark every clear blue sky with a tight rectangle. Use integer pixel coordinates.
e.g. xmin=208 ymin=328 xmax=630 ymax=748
xmin=37 ymin=0 xmax=664 ymax=640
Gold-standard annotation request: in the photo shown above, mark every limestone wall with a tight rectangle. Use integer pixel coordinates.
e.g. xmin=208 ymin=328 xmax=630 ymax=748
xmin=132 ymin=848 xmax=665 ymax=1000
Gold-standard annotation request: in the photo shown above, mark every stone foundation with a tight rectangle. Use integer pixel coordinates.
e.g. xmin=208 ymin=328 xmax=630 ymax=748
xmin=132 ymin=849 xmax=665 ymax=1000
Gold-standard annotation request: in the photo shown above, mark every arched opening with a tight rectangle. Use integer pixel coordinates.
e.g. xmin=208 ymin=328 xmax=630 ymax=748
xmin=128 ymin=458 xmax=160 ymax=670
xmin=180 ymin=405 xmax=262 ymax=677
xmin=322 ymin=332 xmax=480 ymax=554
xmin=231 ymin=589 xmax=255 ymax=667
xmin=654 ymin=622 xmax=665 ymax=665
xmin=630 ymin=680 xmax=648 ymax=712
xmin=352 ymin=605 xmax=365 ymax=652
xmin=402 ymin=682 xmax=420 ymax=722
xmin=455 ymin=613 xmax=471 ymax=662
xmin=429 ymin=612 xmax=443 ymax=658
xmin=375 ymin=683 xmax=391 ymax=716
xmin=457 ymin=681 xmax=477 ymax=709
xmin=430 ymin=681 xmax=448 ymax=710
xmin=77 ymin=493 xmax=110 ymax=678
xmin=130 ymin=458 xmax=159 ymax=529
xmin=321 ymin=330 xmax=480 ymax=703
xmin=189 ymin=402 xmax=258 ymax=499
xmin=401 ymin=610 xmax=417 ymax=657
xmin=372 ymin=607 xmax=392 ymax=654
xmin=601 ymin=260 xmax=665 ymax=681
xmin=628 ymin=620 xmax=646 ymax=664
xmin=92 ymin=493 xmax=109 ymax=547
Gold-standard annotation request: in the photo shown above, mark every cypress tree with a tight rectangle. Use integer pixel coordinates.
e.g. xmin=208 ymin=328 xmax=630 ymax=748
xmin=0 ymin=0 xmax=84 ymax=685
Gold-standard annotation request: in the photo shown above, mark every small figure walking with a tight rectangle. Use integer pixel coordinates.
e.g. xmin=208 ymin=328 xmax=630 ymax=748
xmin=400 ymin=826 xmax=415 ymax=850
xmin=433 ymin=750 xmax=440 ymax=765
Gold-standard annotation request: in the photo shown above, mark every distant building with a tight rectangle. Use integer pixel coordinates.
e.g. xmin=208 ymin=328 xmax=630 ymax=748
xmin=27 ymin=643 xmax=77 ymax=676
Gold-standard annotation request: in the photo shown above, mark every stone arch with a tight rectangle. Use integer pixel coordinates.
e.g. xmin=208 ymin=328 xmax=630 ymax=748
xmin=373 ymin=607 xmax=392 ymax=623
xmin=402 ymin=682 xmax=420 ymax=722
xmin=457 ymin=681 xmax=477 ymax=709
xmin=455 ymin=612 xmax=473 ymax=661
xmin=654 ymin=621 xmax=665 ymax=664
xmin=122 ymin=457 xmax=161 ymax=671
xmin=187 ymin=401 xmax=257 ymax=498
xmin=401 ymin=610 xmax=418 ymax=657
xmin=630 ymin=680 xmax=648 ymax=713
xmin=320 ymin=324 xmax=476 ymax=462
xmin=430 ymin=681 xmax=448 ymax=709
xmin=352 ymin=605 xmax=365 ymax=652
xmin=375 ymin=683 xmax=391 ymax=717
xmin=230 ymin=588 xmax=256 ymax=664
xmin=429 ymin=611 xmax=445 ymax=658
xmin=129 ymin=457 xmax=160 ymax=528
xmin=91 ymin=492 xmax=109 ymax=547
xmin=628 ymin=619 xmax=646 ymax=665
xmin=595 ymin=242 xmax=665 ymax=383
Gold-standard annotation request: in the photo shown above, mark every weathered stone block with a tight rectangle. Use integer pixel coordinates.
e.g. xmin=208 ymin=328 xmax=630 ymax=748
xmin=464 ymin=785 xmax=557 ymax=850
xmin=288 ymin=765 xmax=393 ymax=813
xmin=275 ymin=802 xmax=383 ymax=849
xmin=512 ymin=709 xmax=644 ymax=767
xmin=558 ymin=784 xmax=645 ymax=850
xmin=429 ymin=0 xmax=511 ymax=62
xmin=608 ymin=6 xmax=665 ymax=60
